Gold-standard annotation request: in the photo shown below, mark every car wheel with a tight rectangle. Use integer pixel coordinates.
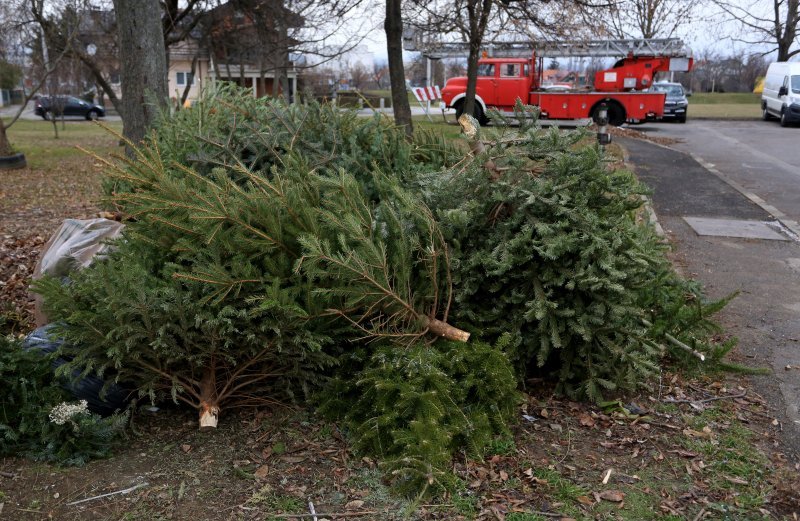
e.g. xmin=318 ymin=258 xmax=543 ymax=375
xmin=86 ymin=109 xmax=99 ymax=121
xmin=43 ymin=110 xmax=52 ymax=121
xmin=677 ymin=116 xmax=686 ymax=123
xmin=780 ymin=109 xmax=789 ymax=127
xmin=762 ymin=105 xmax=772 ymax=121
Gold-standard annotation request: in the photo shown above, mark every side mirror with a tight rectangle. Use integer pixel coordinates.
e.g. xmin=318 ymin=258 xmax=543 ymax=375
xmin=779 ymin=86 xmax=788 ymax=97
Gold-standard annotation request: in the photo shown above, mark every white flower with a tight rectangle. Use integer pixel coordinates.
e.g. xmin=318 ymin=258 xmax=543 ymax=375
xmin=49 ymin=400 xmax=89 ymax=425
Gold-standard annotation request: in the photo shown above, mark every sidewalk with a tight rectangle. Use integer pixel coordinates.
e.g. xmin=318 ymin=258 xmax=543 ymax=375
xmin=620 ymin=136 xmax=800 ymax=459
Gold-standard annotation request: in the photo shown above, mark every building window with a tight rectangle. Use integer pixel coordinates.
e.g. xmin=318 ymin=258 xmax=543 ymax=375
xmin=177 ymin=72 xmax=194 ymax=86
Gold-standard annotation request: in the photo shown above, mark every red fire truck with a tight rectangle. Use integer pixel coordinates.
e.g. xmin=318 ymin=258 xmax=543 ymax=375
xmin=438 ymin=39 xmax=694 ymax=126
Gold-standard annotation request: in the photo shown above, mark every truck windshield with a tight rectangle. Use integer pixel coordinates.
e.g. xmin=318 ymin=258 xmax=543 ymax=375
xmin=792 ymin=75 xmax=800 ymax=93
xmin=652 ymin=84 xmax=684 ymax=96
xmin=477 ymin=64 xmax=495 ymax=77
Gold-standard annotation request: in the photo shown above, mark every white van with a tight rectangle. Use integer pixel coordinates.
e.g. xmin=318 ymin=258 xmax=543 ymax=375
xmin=761 ymin=61 xmax=800 ymax=126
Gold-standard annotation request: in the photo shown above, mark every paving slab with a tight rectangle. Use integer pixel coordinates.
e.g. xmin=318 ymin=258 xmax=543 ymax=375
xmin=683 ymin=217 xmax=790 ymax=241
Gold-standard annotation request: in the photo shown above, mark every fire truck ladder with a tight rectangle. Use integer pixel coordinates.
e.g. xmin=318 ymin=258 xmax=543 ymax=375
xmin=407 ymin=37 xmax=691 ymax=59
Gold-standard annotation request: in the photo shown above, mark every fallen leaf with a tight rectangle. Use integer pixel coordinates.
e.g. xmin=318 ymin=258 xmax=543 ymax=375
xmin=683 ymin=428 xmax=713 ymax=439
xmin=344 ymin=499 xmax=365 ymax=509
xmin=500 ymin=470 xmax=509 ymax=481
xmin=576 ymin=495 xmax=594 ymax=506
xmin=579 ymin=414 xmax=596 ymax=428
xmin=668 ymin=449 xmax=698 ymax=458
xmin=725 ymin=476 xmax=749 ymax=485
xmin=254 ymin=464 xmax=269 ymax=479
xmin=549 ymin=423 xmax=563 ymax=433
xmin=599 ymin=490 xmax=625 ymax=502
xmin=280 ymin=455 xmax=308 ymax=464
xmin=540 ymin=408 xmax=549 ymax=418
xmin=180 ymin=444 xmax=191 ymax=453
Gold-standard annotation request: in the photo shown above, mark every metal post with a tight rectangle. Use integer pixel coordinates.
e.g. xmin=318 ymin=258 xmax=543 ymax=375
xmin=596 ymin=102 xmax=611 ymax=148
xmin=426 ymin=57 xmax=432 ymax=114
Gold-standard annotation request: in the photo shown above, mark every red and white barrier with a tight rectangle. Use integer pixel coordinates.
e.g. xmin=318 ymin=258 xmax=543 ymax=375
xmin=411 ymin=85 xmax=442 ymax=102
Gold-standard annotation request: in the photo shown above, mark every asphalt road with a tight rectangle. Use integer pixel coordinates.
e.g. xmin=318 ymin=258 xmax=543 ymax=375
xmin=633 ymin=119 xmax=800 ymax=236
xmin=619 ymin=124 xmax=800 ymax=459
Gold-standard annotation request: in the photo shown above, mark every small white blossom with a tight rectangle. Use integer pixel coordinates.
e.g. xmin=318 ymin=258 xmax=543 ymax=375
xmin=49 ymin=400 xmax=89 ymax=425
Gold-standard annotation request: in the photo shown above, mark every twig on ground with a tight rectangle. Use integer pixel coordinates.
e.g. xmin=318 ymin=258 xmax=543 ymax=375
xmin=67 ymin=482 xmax=148 ymax=506
xmin=0 ymin=471 xmax=17 ymax=478
xmin=664 ymin=391 xmax=746 ymax=405
xmin=557 ymin=429 xmax=572 ymax=465
xmin=528 ymin=511 xmax=566 ymax=518
xmin=265 ymin=512 xmax=379 ymax=519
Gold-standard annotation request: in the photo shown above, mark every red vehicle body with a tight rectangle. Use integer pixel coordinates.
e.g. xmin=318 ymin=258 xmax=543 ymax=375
xmin=441 ymin=52 xmax=693 ymax=126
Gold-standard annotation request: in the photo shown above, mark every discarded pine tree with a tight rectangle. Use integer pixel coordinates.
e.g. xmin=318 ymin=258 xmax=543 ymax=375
xmin=36 ymin=86 xmax=469 ymax=430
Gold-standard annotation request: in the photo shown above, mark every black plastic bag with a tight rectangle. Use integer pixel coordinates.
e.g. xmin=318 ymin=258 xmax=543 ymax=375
xmin=22 ymin=325 xmax=132 ymax=416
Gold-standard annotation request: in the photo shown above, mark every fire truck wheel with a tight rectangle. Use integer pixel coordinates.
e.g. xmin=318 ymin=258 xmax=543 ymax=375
xmin=455 ymin=101 xmax=489 ymax=126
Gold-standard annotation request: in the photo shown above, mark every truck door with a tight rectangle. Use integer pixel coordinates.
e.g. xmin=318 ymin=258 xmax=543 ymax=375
xmin=475 ymin=63 xmax=496 ymax=107
xmin=495 ymin=62 xmax=527 ymax=108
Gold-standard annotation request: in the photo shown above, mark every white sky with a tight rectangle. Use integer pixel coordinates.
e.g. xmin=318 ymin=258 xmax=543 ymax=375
xmin=347 ymin=1 xmax=783 ymax=64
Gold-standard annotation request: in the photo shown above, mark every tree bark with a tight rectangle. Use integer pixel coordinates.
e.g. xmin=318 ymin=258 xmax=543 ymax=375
xmin=385 ymin=0 xmax=413 ymax=138
xmin=0 ymin=118 xmax=12 ymax=156
xmin=113 ymin=0 xmax=168 ymax=147
xmin=463 ymin=0 xmax=494 ymax=118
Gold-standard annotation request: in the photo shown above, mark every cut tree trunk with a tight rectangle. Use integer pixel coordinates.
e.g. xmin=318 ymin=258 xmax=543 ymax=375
xmin=198 ymin=366 xmax=220 ymax=430
xmin=423 ymin=317 xmax=471 ymax=342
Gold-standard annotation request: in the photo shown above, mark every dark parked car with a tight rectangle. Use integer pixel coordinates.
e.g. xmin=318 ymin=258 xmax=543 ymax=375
xmin=35 ymin=96 xmax=105 ymax=121
xmin=650 ymin=82 xmax=689 ymax=123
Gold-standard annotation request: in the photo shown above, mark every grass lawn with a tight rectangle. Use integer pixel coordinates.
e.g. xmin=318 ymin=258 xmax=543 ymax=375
xmin=0 ymin=118 xmax=122 ymax=237
xmin=689 ymin=92 xmax=761 ymax=104
xmin=687 ymin=92 xmax=762 ymax=119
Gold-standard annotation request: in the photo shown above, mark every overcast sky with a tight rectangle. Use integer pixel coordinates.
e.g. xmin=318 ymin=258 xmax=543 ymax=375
xmin=347 ymin=1 xmax=782 ymax=64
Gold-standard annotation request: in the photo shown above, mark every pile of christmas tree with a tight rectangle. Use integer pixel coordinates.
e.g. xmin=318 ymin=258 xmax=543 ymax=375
xmin=35 ymin=87 xmax=729 ymax=495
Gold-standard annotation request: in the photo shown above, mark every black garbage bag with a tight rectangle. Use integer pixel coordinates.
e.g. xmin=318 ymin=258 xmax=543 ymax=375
xmin=22 ymin=325 xmax=132 ymax=416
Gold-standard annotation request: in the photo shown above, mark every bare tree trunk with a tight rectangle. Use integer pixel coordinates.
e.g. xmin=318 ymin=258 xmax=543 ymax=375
xmin=463 ymin=0 xmax=494 ymax=117
xmin=77 ymin=53 xmax=122 ymax=114
xmin=179 ymin=54 xmax=199 ymax=109
xmin=0 ymin=118 xmax=12 ymax=156
xmin=385 ymin=0 xmax=413 ymax=138
xmin=113 ymin=0 xmax=168 ymax=147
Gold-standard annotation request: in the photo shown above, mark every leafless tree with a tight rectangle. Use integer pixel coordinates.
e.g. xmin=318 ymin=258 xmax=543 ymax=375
xmin=371 ymin=59 xmax=389 ymax=90
xmin=347 ymin=61 xmax=370 ymax=90
xmin=713 ymin=0 xmax=799 ymax=61
xmin=0 ymin=0 xmax=81 ymax=147
xmin=385 ymin=0 xmax=412 ymax=136
xmin=599 ymin=0 xmax=698 ymax=39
